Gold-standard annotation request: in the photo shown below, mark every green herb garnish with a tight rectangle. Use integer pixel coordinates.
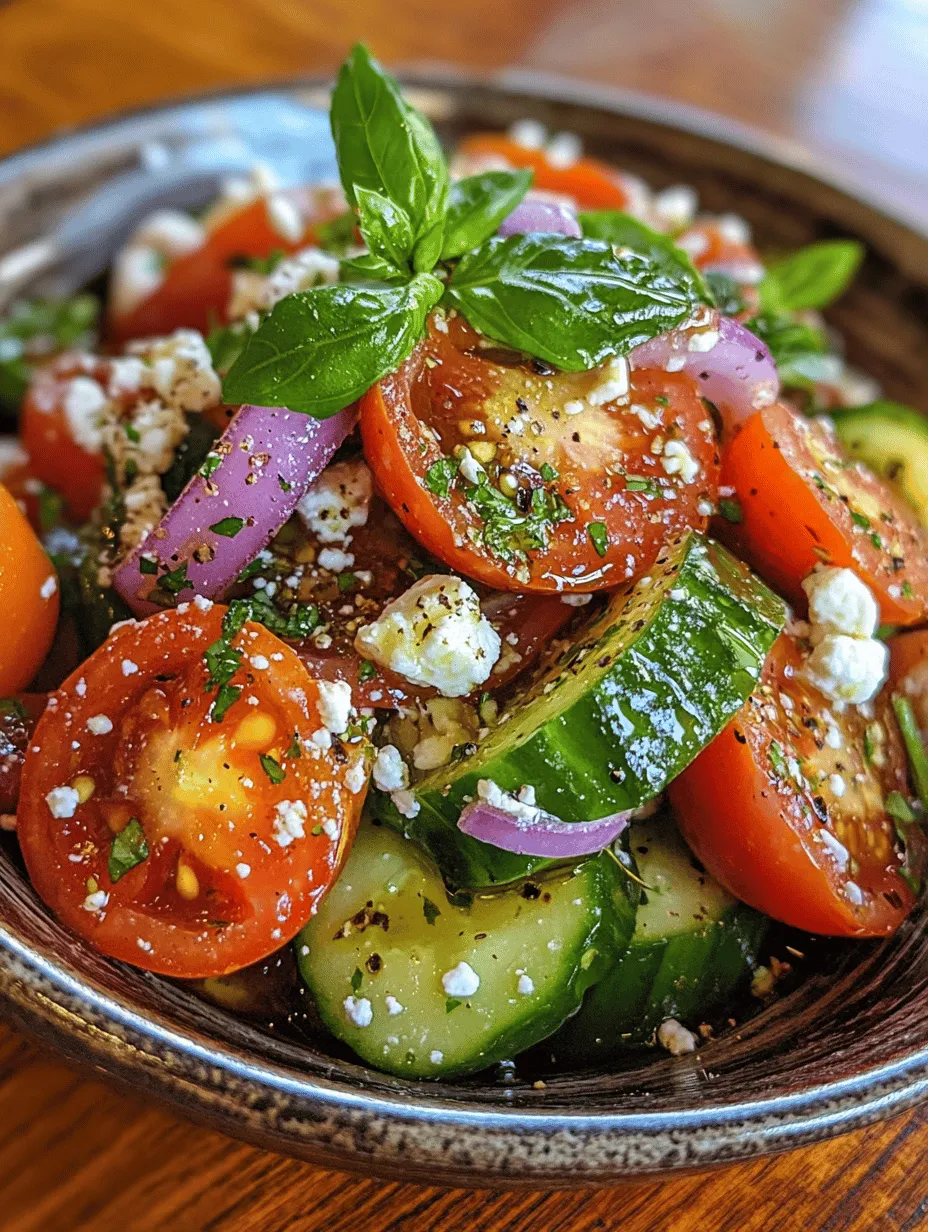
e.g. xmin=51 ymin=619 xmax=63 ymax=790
xmin=893 ymin=694 xmax=928 ymax=811
xmin=425 ymin=455 xmax=460 ymax=498
xmin=259 ymin=753 xmax=286 ymax=784
xmin=588 ymin=522 xmax=608 ymax=557
xmin=358 ymin=659 xmax=378 ymax=683
xmin=759 ymin=240 xmax=863 ymax=313
xmin=108 ymin=818 xmax=149 ymax=883
xmin=422 ymin=897 xmax=441 ymax=925
xmin=209 ymin=516 xmax=246 ymax=538
xmin=350 ymin=967 xmax=364 ymax=993
xmin=719 ymin=497 xmax=743 ymax=524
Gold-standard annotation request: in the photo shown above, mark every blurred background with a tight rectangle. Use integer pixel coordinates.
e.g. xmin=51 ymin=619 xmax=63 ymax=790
xmin=1 ymin=0 xmax=928 ymax=228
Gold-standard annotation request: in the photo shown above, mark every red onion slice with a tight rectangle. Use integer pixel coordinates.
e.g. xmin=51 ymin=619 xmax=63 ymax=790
xmin=457 ymin=797 xmax=630 ymax=858
xmin=114 ymin=402 xmax=356 ymax=616
xmin=498 ymin=195 xmax=582 ymax=239
xmin=630 ymin=314 xmax=779 ymax=437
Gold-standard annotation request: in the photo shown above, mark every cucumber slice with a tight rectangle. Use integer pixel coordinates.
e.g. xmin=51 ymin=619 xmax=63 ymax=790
xmin=295 ymin=820 xmax=636 ymax=1079
xmin=375 ymin=533 xmax=785 ymax=887
xmin=551 ymin=816 xmax=767 ymax=1060
xmin=831 ymin=401 xmax=928 ymax=527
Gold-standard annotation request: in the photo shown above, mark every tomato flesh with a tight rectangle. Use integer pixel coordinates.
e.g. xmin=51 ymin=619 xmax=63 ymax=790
xmin=361 ymin=315 xmax=718 ymax=593
xmin=455 ymin=133 xmax=640 ymax=211
xmin=16 ymin=604 xmax=368 ymax=977
xmin=719 ymin=402 xmax=928 ymax=625
xmin=670 ymin=632 xmax=915 ymax=936
xmin=0 ymin=484 xmax=60 ymax=693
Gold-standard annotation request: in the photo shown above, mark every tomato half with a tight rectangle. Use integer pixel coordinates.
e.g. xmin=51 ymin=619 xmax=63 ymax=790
xmin=455 ymin=133 xmax=640 ymax=211
xmin=0 ymin=484 xmax=60 ymax=693
xmin=719 ymin=403 xmax=928 ymax=625
xmin=670 ymin=632 xmax=915 ymax=936
xmin=108 ymin=187 xmax=343 ymax=343
xmin=360 ymin=315 xmax=718 ymax=593
xmin=17 ymin=603 xmax=368 ymax=977
xmin=20 ymin=357 xmax=109 ymax=521
xmin=890 ymin=630 xmax=928 ymax=740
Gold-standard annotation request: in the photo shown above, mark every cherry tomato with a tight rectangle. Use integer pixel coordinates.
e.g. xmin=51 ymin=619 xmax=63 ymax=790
xmin=20 ymin=356 xmax=109 ymax=521
xmin=247 ymin=493 xmax=573 ymax=707
xmin=0 ymin=483 xmax=59 ymax=693
xmin=455 ymin=133 xmax=641 ymax=211
xmin=108 ymin=187 xmax=343 ymax=343
xmin=0 ymin=695 xmax=46 ymax=814
xmin=890 ymin=630 xmax=928 ymax=741
xmin=16 ymin=603 xmax=368 ymax=978
xmin=678 ymin=218 xmax=762 ymax=280
xmin=670 ymin=633 xmax=915 ymax=936
xmin=718 ymin=402 xmax=928 ymax=626
xmin=360 ymin=315 xmax=718 ymax=593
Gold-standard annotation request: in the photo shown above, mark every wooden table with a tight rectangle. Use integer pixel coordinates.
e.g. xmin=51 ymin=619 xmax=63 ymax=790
xmin=2 ymin=1 xmax=928 ymax=1227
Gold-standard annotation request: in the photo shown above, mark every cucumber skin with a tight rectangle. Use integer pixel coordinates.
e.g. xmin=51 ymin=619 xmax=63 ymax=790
xmin=551 ymin=905 xmax=767 ymax=1060
xmin=375 ymin=534 xmax=785 ymax=889
xmin=830 ymin=401 xmax=928 ymax=526
xmin=296 ymin=834 xmax=638 ymax=1080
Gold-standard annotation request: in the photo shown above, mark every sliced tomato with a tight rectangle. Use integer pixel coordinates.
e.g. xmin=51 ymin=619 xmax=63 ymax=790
xmin=678 ymin=218 xmax=762 ymax=279
xmin=890 ymin=630 xmax=928 ymax=741
xmin=455 ymin=133 xmax=640 ymax=211
xmin=108 ymin=186 xmax=343 ymax=343
xmin=719 ymin=402 xmax=928 ymax=625
xmin=246 ymin=492 xmax=573 ymax=706
xmin=0 ymin=484 xmax=60 ymax=693
xmin=670 ymin=632 xmax=915 ymax=936
xmin=0 ymin=694 xmax=46 ymax=814
xmin=16 ymin=604 xmax=368 ymax=978
xmin=20 ymin=357 xmax=109 ymax=521
xmin=360 ymin=315 xmax=718 ymax=593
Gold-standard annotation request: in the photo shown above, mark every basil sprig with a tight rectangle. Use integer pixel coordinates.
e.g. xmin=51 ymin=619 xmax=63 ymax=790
xmin=445 ymin=234 xmax=698 ymax=372
xmin=579 ymin=210 xmax=710 ymax=306
xmin=222 ymin=44 xmax=705 ymax=417
xmin=759 ymin=239 xmax=863 ymax=313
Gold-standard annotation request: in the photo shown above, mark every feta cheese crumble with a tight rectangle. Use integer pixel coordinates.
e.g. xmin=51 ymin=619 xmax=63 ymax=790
xmin=660 ymin=439 xmax=700 ymax=484
xmin=355 ymin=575 xmax=501 ymax=698
xmin=40 ymin=575 xmax=58 ymax=601
xmin=316 ymin=679 xmax=353 ymax=733
xmin=657 ymin=1018 xmax=698 ymax=1055
xmin=272 ymin=799 xmax=308 ymax=847
xmin=46 ymin=786 xmax=80 ymax=819
xmin=86 ymin=714 xmax=113 ymax=735
xmin=297 ymin=459 xmax=373 ymax=544
xmin=805 ymin=634 xmax=888 ymax=705
xmin=441 ymin=961 xmax=481 ymax=998
xmin=372 ymin=745 xmax=408 ymax=793
xmin=343 ymin=995 xmax=374 ymax=1028
xmin=802 ymin=567 xmax=879 ymax=643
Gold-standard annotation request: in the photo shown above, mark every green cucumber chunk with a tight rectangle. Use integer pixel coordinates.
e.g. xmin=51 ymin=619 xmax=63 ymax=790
xmin=551 ymin=816 xmax=768 ymax=1059
xmin=375 ymin=533 xmax=785 ymax=888
xmin=295 ymin=820 xmax=636 ymax=1079
xmin=830 ymin=400 xmax=928 ymax=528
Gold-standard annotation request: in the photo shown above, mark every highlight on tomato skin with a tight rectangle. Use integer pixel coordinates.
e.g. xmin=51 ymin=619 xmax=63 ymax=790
xmin=0 ymin=483 xmax=60 ymax=695
xmin=670 ymin=632 xmax=916 ymax=938
xmin=360 ymin=314 xmax=719 ymax=594
xmin=717 ymin=401 xmax=928 ymax=627
xmin=16 ymin=603 xmax=370 ymax=979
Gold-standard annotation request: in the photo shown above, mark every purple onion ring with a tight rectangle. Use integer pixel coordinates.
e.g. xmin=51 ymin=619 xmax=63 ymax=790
xmin=498 ymin=195 xmax=582 ymax=239
xmin=458 ymin=798 xmax=630 ymax=858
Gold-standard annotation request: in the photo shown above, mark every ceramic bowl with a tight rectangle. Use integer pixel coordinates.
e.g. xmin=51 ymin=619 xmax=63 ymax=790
xmin=1 ymin=74 xmax=927 ymax=1188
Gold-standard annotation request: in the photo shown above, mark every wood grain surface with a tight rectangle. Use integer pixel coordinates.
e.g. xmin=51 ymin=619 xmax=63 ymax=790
xmin=2 ymin=0 xmax=928 ymax=1228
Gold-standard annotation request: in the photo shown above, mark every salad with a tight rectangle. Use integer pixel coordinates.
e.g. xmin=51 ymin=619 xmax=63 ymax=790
xmin=1 ymin=45 xmax=927 ymax=1081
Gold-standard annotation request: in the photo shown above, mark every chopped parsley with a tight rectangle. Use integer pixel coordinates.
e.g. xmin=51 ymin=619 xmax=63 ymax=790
xmin=719 ymin=497 xmax=743 ymax=524
xmin=259 ymin=753 xmax=286 ymax=784
xmin=285 ymin=733 xmax=303 ymax=760
xmin=138 ymin=556 xmax=158 ymax=576
xmin=445 ymin=998 xmax=462 ymax=1014
xmin=155 ymin=561 xmax=193 ymax=597
xmin=350 ymin=967 xmax=363 ymax=993
xmin=588 ymin=522 xmax=608 ymax=558
xmin=462 ymin=475 xmax=572 ymax=565
xmin=209 ymin=516 xmax=246 ymax=538
xmin=108 ymin=818 xmax=149 ymax=883
xmin=337 ymin=571 xmax=358 ymax=592
xmin=422 ymin=896 xmax=441 ymax=925
xmin=624 ymin=475 xmax=660 ymax=497
xmin=424 ymin=455 xmax=460 ymax=498
xmin=358 ymin=659 xmax=378 ymax=683
xmin=850 ymin=510 xmax=871 ymax=530
xmin=198 ymin=451 xmax=223 ymax=481
xmin=768 ymin=740 xmax=788 ymax=779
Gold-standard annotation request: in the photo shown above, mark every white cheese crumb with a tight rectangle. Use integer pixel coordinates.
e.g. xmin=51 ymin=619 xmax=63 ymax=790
xmin=40 ymin=575 xmax=58 ymax=600
xmin=355 ymin=575 xmax=501 ymax=698
xmin=267 ymin=194 xmax=304 ymax=243
xmin=845 ymin=880 xmax=864 ymax=905
xmin=561 ymin=593 xmax=592 ymax=606
xmin=457 ymin=447 xmax=486 ymax=485
xmin=62 ymin=376 xmax=108 ymax=452
xmin=805 ymin=634 xmax=888 ymax=705
xmin=508 ymin=118 xmax=546 ymax=149
xmin=235 ymin=862 xmax=251 ymax=879
xmin=545 ymin=131 xmax=582 ymax=169
xmin=82 ymin=889 xmax=109 ymax=913
xmin=316 ymin=679 xmax=353 ymax=733
xmin=390 ymin=789 xmax=420 ymax=819
xmin=661 ymin=439 xmax=700 ymax=484
xmin=429 ymin=1049 xmax=444 ymax=1064
xmin=657 ymin=1018 xmax=698 ymax=1055
xmin=802 ymin=567 xmax=879 ymax=643
xmin=86 ymin=714 xmax=113 ymax=735
xmin=317 ymin=547 xmax=355 ymax=573
xmin=343 ymin=995 xmax=373 ymax=1028
xmin=477 ymin=778 xmax=544 ymax=824
xmin=441 ymin=961 xmax=480 ymax=998
xmin=517 ymin=973 xmax=535 ymax=995
xmin=46 ymin=786 xmax=80 ymax=819
xmin=819 ymin=828 xmax=850 ymax=870
xmin=385 ymin=995 xmax=405 ymax=1016
xmin=75 ymin=678 xmax=87 ymax=697
xmin=121 ymin=659 xmax=139 ymax=676
xmin=372 ymin=745 xmax=409 ymax=792
xmin=345 ymin=760 xmax=368 ymax=795
xmin=297 ymin=459 xmax=373 ymax=544
xmin=828 ymin=773 xmax=847 ymax=798
xmin=271 ymin=799 xmax=308 ymax=847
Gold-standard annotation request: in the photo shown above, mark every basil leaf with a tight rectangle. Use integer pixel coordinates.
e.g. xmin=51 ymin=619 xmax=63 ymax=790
xmin=445 ymin=235 xmax=700 ymax=372
xmin=108 ymin=818 xmax=149 ymax=883
xmin=316 ymin=210 xmax=358 ymax=255
xmin=745 ymin=311 xmax=830 ymax=374
xmin=441 ymin=169 xmax=533 ymax=261
xmin=580 ymin=210 xmax=710 ymax=304
xmin=760 ymin=239 xmax=863 ymax=312
xmin=355 ymin=186 xmax=415 ymax=274
xmin=222 ymin=273 xmax=443 ymax=417
xmin=206 ymin=318 xmax=258 ymax=375
xmin=340 ymin=252 xmax=409 ymax=285
xmin=330 ymin=43 xmax=448 ymax=273
xmin=703 ymin=270 xmax=746 ymax=316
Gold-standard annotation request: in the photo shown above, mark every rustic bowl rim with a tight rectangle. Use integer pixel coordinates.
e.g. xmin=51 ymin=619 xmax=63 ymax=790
xmin=1 ymin=68 xmax=928 ymax=1187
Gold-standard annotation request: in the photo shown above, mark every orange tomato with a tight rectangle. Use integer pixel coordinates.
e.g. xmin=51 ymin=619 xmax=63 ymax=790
xmin=0 ymin=483 xmax=59 ymax=693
